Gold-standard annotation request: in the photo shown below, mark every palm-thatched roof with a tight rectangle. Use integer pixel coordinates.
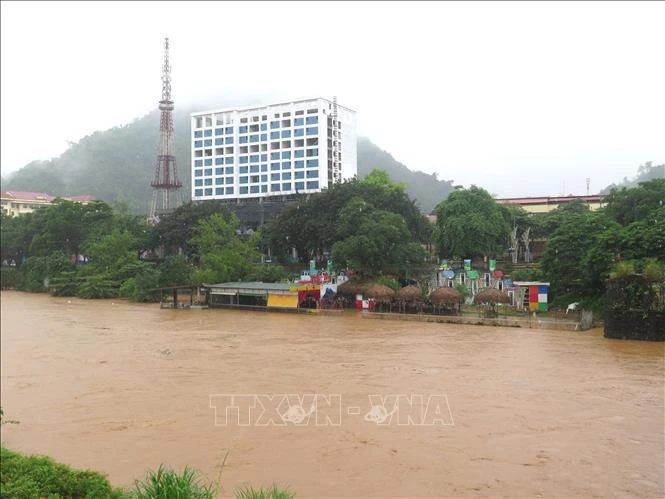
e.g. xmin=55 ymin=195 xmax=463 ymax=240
xmin=397 ymin=285 xmax=422 ymax=301
xmin=365 ymin=284 xmax=396 ymax=300
xmin=337 ymin=280 xmax=366 ymax=295
xmin=430 ymin=287 xmax=463 ymax=304
xmin=474 ymin=289 xmax=510 ymax=305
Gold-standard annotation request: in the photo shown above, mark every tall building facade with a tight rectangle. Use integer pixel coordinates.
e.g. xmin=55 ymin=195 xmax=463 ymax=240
xmin=190 ymin=98 xmax=356 ymax=201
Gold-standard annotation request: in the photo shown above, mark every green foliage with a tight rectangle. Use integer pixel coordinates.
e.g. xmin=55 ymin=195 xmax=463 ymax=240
xmin=189 ymin=213 xmax=261 ymax=284
xmin=601 ymin=161 xmax=665 ymax=194
xmin=643 ymin=259 xmax=665 ymax=282
xmin=0 ymin=267 xmax=21 ymax=289
xmin=245 ymin=264 xmax=289 ymax=283
xmin=19 ymin=251 xmax=75 ymax=293
xmin=611 ymin=261 xmax=636 ymax=279
xmin=603 ymin=178 xmax=665 ymax=225
xmin=433 ymin=185 xmax=510 ymax=258
xmin=158 ymin=255 xmax=193 ymax=287
xmin=77 ymin=275 xmax=120 ymax=299
xmin=235 ymin=485 xmax=296 ymax=499
xmin=50 ymin=271 xmax=80 ymax=296
xmin=131 ymin=465 xmax=216 ymax=499
xmin=0 ymin=446 xmax=124 ymax=498
xmin=375 ymin=275 xmax=400 ymax=292
xmin=265 ymin=171 xmax=432 ymax=281
xmin=511 ymin=267 xmax=544 ymax=282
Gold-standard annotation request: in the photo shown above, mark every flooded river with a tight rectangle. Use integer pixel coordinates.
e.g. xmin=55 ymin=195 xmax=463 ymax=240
xmin=1 ymin=291 xmax=663 ymax=497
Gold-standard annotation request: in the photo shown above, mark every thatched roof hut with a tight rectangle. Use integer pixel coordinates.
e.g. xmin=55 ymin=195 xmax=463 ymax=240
xmin=430 ymin=287 xmax=463 ymax=304
xmin=474 ymin=289 xmax=510 ymax=305
xmin=397 ymin=285 xmax=422 ymax=301
xmin=337 ymin=280 xmax=366 ymax=295
xmin=365 ymin=284 xmax=396 ymax=300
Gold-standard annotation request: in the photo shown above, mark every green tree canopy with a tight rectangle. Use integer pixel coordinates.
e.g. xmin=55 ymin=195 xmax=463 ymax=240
xmin=433 ymin=186 xmax=511 ymax=258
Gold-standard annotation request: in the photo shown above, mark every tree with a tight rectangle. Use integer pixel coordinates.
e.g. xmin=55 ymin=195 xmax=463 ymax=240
xmin=189 ymin=213 xmax=261 ymax=284
xmin=603 ymin=178 xmax=665 ymax=225
xmin=433 ymin=186 xmax=511 ymax=259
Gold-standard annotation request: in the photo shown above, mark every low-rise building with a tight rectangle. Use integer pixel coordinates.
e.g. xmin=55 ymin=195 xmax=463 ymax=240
xmin=0 ymin=191 xmax=96 ymax=217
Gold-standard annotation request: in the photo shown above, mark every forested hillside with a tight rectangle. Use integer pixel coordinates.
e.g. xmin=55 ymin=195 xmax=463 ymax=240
xmin=1 ymin=105 xmax=455 ymax=214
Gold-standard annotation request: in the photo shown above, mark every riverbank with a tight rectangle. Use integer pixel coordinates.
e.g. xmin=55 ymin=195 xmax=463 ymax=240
xmin=1 ymin=291 xmax=663 ymax=497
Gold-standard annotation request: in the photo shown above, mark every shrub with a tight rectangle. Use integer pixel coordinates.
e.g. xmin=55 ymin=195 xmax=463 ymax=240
xmin=0 ymin=446 xmax=124 ymax=498
xmin=131 ymin=465 xmax=215 ymax=499
xmin=235 ymin=484 xmax=296 ymax=499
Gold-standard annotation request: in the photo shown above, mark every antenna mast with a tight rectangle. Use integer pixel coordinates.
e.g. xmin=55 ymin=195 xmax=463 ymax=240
xmin=149 ymin=37 xmax=182 ymax=222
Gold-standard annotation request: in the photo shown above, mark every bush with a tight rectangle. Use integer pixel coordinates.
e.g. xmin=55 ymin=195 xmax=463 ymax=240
xmin=131 ymin=465 xmax=216 ymax=499
xmin=0 ymin=446 xmax=124 ymax=498
xmin=0 ymin=267 xmax=21 ymax=290
xmin=77 ymin=275 xmax=120 ymax=299
xmin=235 ymin=485 xmax=296 ymax=499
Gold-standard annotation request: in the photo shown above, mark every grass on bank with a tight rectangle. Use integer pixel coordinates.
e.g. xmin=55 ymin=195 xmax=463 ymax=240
xmin=0 ymin=446 xmax=295 ymax=499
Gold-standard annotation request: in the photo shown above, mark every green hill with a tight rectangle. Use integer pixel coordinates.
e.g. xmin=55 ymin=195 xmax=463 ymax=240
xmin=1 ymin=103 xmax=454 ymax=214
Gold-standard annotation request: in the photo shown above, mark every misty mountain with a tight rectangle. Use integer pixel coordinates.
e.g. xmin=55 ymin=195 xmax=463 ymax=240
xmin=1 ymin=102 xmax=455 ymax=214
xmin=600 ymin=161 xmax=665 ymax=194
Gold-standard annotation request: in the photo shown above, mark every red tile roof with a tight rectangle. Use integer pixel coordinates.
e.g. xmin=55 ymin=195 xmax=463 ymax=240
xmin=0 ymin=191 xmax=55 ymax=202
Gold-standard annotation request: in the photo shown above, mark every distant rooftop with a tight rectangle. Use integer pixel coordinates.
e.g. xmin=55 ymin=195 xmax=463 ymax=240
xmin=0 ymin=191 xmax=55 ymax=202
xmin=191 ymin=97 xmax=355 ymax=117
xmin=495 ymin=194 xmax=604 ymax=206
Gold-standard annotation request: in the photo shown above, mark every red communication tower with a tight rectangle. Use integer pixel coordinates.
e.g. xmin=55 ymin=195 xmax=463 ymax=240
xmin=149 ymin=37 xmax=182 ymax=221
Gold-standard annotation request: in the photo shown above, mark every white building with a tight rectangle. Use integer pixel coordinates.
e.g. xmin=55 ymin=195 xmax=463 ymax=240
xmin=190 ymin=97 xmax=356 ymax=201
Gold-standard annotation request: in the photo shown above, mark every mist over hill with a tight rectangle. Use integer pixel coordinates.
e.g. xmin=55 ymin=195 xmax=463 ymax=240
xmin=1 ymin=100 xmax=456 ymax=214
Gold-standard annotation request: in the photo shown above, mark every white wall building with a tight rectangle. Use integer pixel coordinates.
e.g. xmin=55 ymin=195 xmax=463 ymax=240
xmin=190 ymin=97 xmax=356 ymax=201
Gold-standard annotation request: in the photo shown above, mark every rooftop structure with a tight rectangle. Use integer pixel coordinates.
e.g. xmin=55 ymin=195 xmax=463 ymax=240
xmin=0 ymin=191 xmax=95 ymax=217
xmin=495 ymin=195 xmax=605 ymax=214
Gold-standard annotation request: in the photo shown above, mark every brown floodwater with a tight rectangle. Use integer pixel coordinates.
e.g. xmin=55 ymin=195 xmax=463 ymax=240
xmin=1 ymin=290 xmax=663 ymax=498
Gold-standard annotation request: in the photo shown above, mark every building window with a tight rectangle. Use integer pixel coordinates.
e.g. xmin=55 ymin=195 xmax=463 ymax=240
xmin=204 ymin=178 xmax=213 ymax=186
xmin=281 ymin=119 xmax=291 ymax=127
xmin=215 ymin=158 xmax=223 ymax=166
xmin=216 ymin=188 xmax=223 ymax=195
xmin=250 ymin=124 xmax=259 ymax=132
xmin=250 ymin=175 xmax=260 ymax=183
xmin=306 ymin=159 xmax=318 ymax=168
xmin=239 ymin=136 xmax=248 ymax=144
xmin=294 ymin=128 xmax=304 ymax=137
xmin=194 ymin=130 xmax=203 ymax=138
xmin=240 ymin=186 xmax=248 ymax=194
xmin=306 ymin=127 xmax=318 ymax=135
xmin=261 ymin=185 xmax=268 ymax=193
xmin=250 ymin=185 xmax=260 ymax=193
xmin=261 ymin=174 xmax=268 ymax=182
xmin=215 ymin=177 xmax=224 ymax=185
xmin=260 ymin=133 xmax=267 ymax=141
xmin=225 ymin=157 xmax=234 ymax=165
xmin=306 ymin=170 xmax=319 ymax=178
xmin=270 ymin=121 xmax=280 ymax=129
xmin=250 ymin=155 xmax=260 ymax=163
xmin=271 ymin=163 xmax=280 ymax=171
xmin=204 ymin=159 xmax=213 ymax=167
xmin=226 ymin=187 xmax=234 ymax=195
xmin=215 ymin=138 xmax=223 ymax=146
xmin=195 ymin=188 xmax=203 ymax=196
xmin=226 ymin=177 xmax=234 ymax=184
xmin=306 ymin=116 xmax=318 ymax=125
xmin=195 ymin=179 xmax=203 ymax=186
xmin=270 ymin=131 xmax=280 ymax=140
xmin=260 ymin=123 xmax=267 ymax=131
xmin=225 ymin=137 xmax=233 ymax=144
xmin=281 ymin=130 xmax=291 ymax=138
xmin=282 ymin=172 xmax=292 ymax=180
xmin=295 ymin=150 xmax=304 ymax=158
xmin=204 ymin=188 xmax=213 ymax=196
xmin=294 ymin=118 xmax=304 ymax=126
xmin=225 ymin=127 xmax=233 ymax=134
xmin=239 ymin=176 xmax=248 ymax=184
xmin=306 ymin=148 xmax=318 ymax=157
xmin=195 ymin=159 xmax=203 ymax=167
xmin=225 ymin=166 xmax=234 ymax=174
xmin=295 ymin=181 xmax=305 ymax=190
xmin=204 ymin=129 xmax=213 ymax=137
xmin=281 ymin=151 xmax=291 ymax=159
xmin=282 ymin=161 xmax=291 ymax=170
xmin=250 ymin=135 xmax=259 ymax=143
xmin=215 ymin=167 xmax=223 ymax=175
xmin=260 ymin=164 xmax=267 ymax=172
xmin=250 ymin=165 xmax=260 ymax=173
xmin=204 ymin=168 xmax=213 ymax=175
xmin=195 ymin=140 xmax=203 ymax=148
xmin=215 ymin=128 xmax=224 ymax=136
xmin=261 ymin=154 xmax=268 ymax=162
xmin=239 ymin=156 xmax=249 ymax=164
xmin=295 ymin=160 xmax=304 ymax=169
xmin=271 ymin=173 xmax=280 ymax=181
xmin=282 ymin=183 xmax=291 ymax=191
xmin=271 ymin=184 xmax=280 ymax=192
xmin=194 ymin=169 xmax=203 ymax=177
xmin=270 ymin=152 xmax=280 ymax=160
xmin=306 ymin=181 xmax=319 ymax=190
xmin=239 ymin=166 xmax=248 ymax=174
xmin=239 ymin=126 xmax=248 ymax=134
xmin=295 ymin=171 xmax=304 ymax=179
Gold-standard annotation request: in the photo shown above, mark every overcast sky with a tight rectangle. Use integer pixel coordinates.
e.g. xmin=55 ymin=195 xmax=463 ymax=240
xmin=2 ymin=1 xmax=663 ymax=197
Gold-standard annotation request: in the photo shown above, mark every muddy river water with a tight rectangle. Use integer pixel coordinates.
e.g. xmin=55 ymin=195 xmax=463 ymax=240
xmin=1 ymin=291 xmax=663 ymax=497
